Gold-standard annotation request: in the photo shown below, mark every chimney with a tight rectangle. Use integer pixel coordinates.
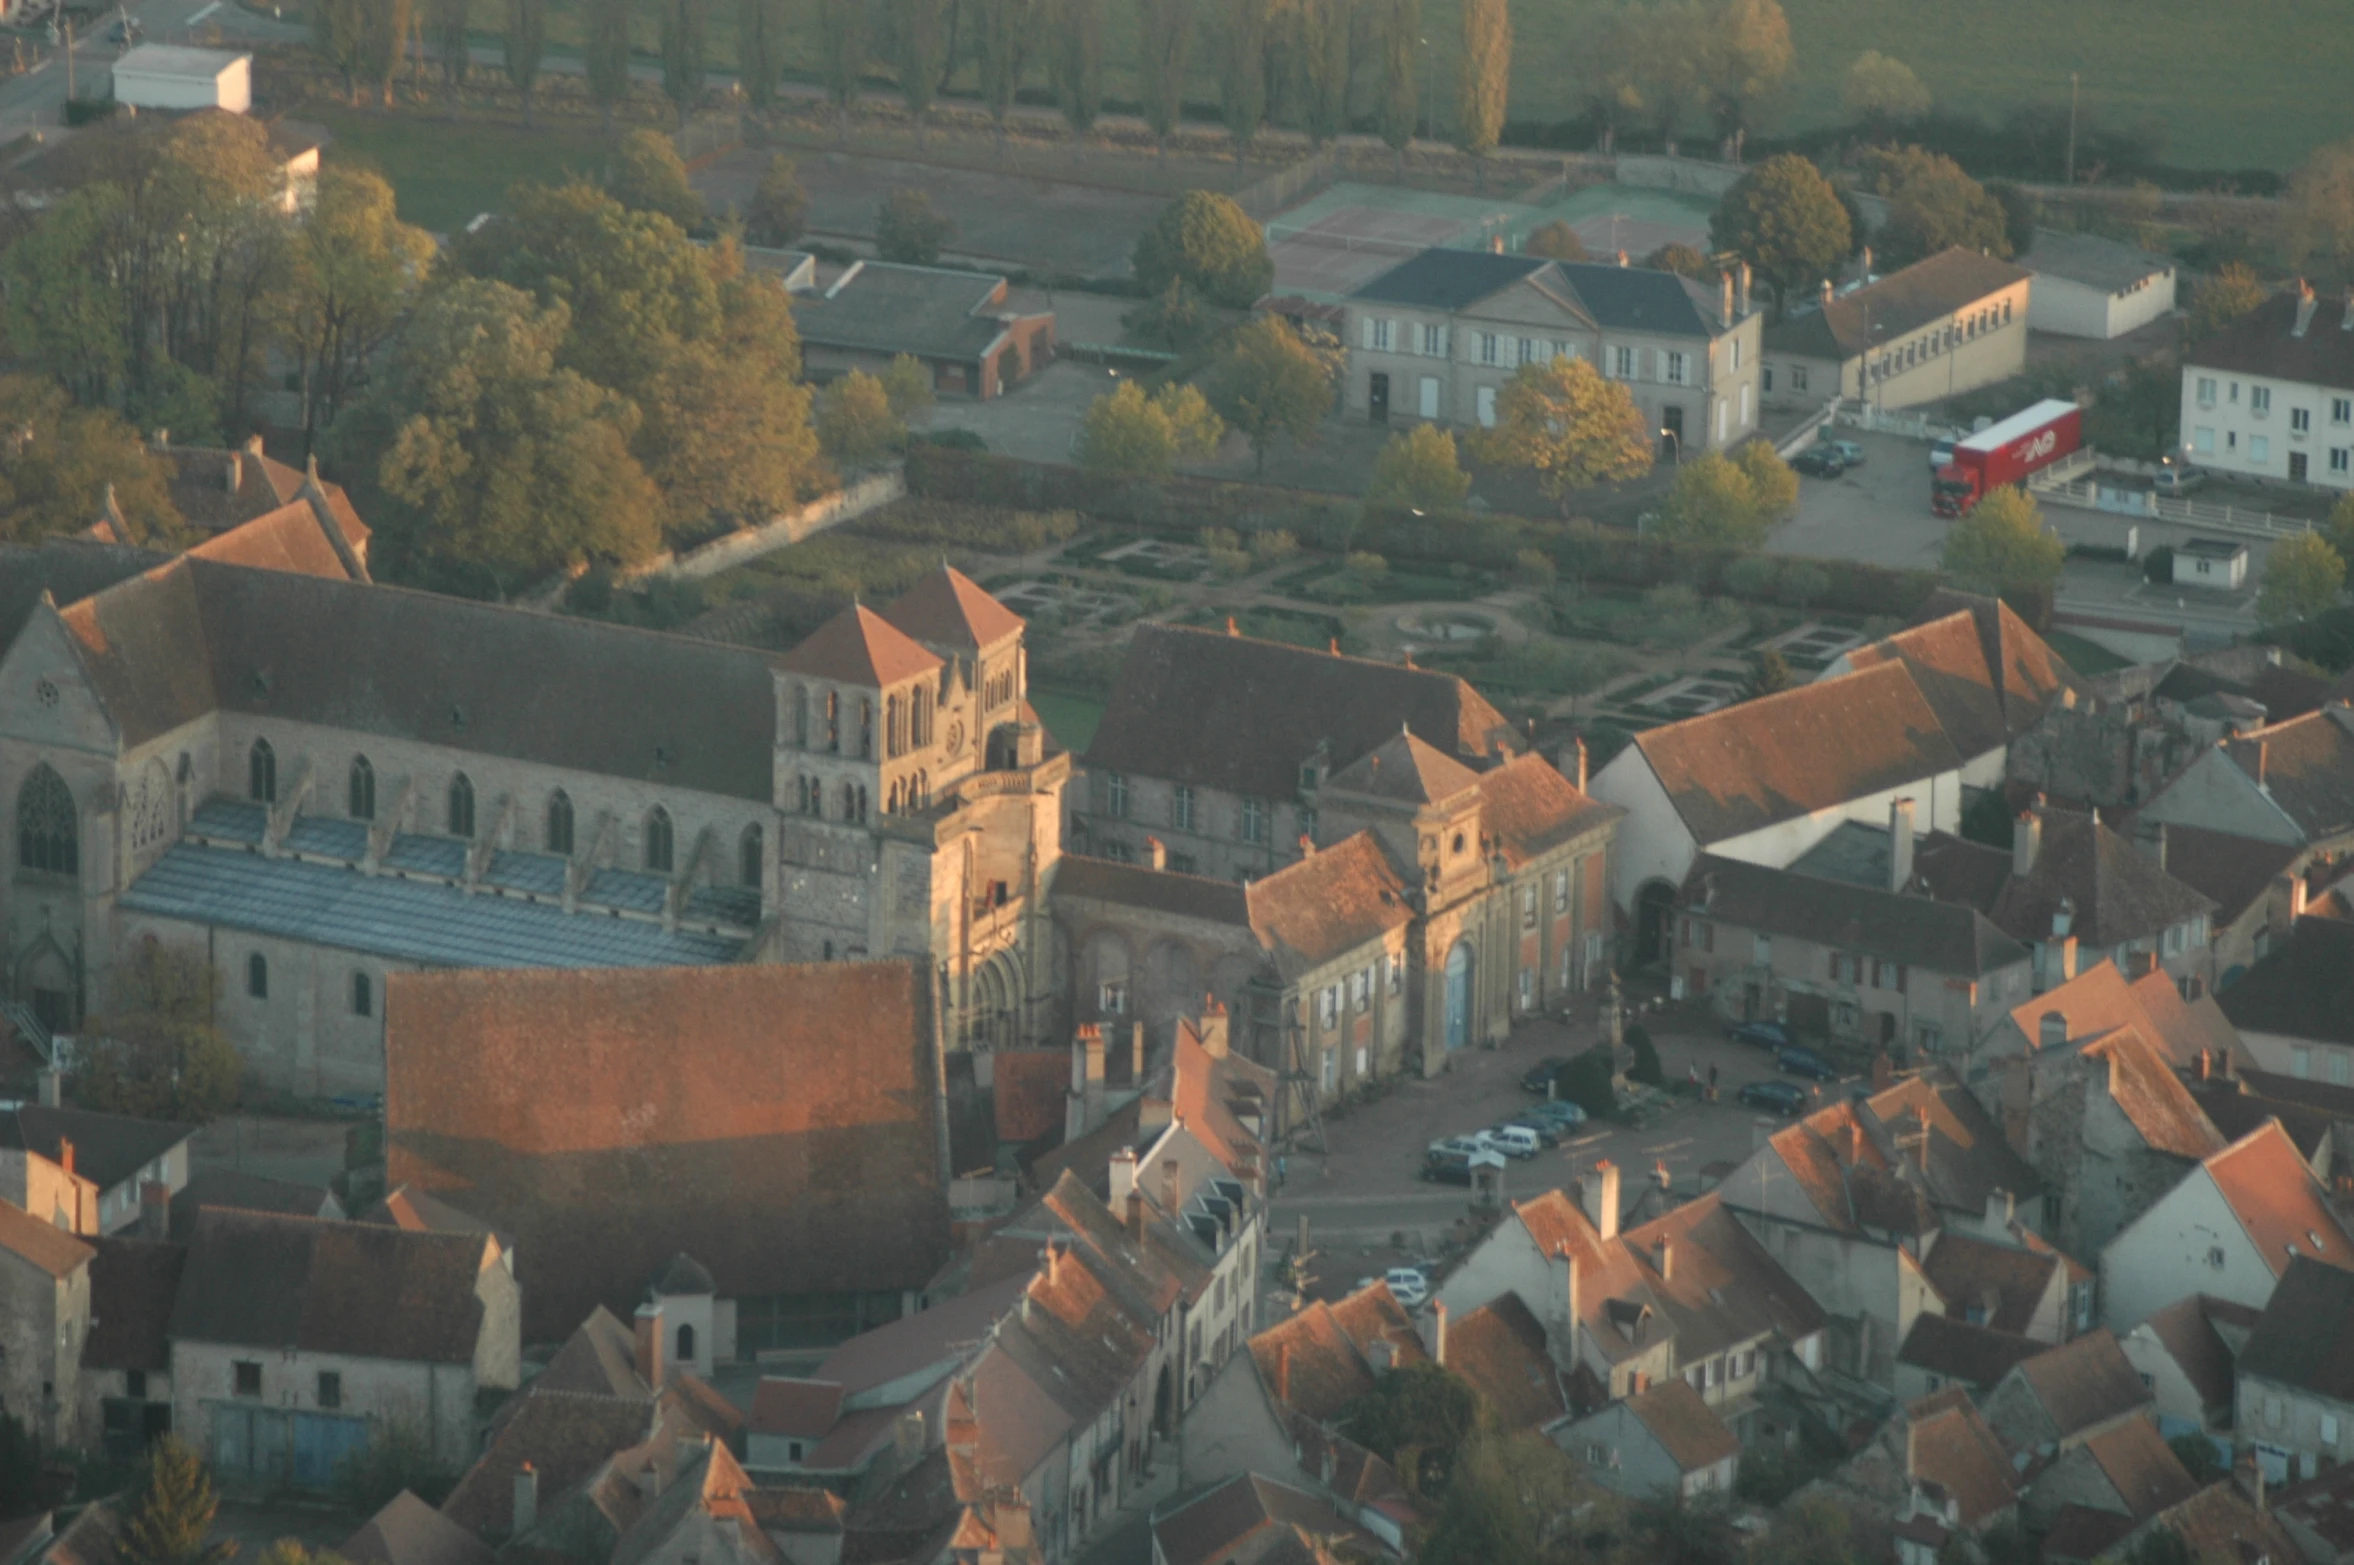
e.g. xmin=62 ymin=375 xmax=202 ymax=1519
xmin=1653 ymin=1159 xmax=1672 ymax=1198
xmin=1584 ymin=1160 xmax=1621 ymax=1241
xmin=1130 ymin=1021 xmax=1146 ymax=1082
xmin=1842 ymin=1122 xmax=1861 ymax=1166
xmin=1126 ymin=1190 xmax=1146 ymax=1240
xmin=1161 ymin=1158 xmax=1181 ymax=1221
xmin=2039 ymin=1011 xmax=2068 ymax=1049
xmin=2293 ymin=279 xmax=2318 ymax=337
xmin=2142 ymin=821 xmax=2168 ymax=872
xmin=1298 ymin=834 xmax=1315 ymax=857
xmin=1821 ymin=278 xmax=1834 ymax=305
xmin=1275 ymin=1342 xmax=1292 ymax=1402
xmin=1652 ymin=1236 xmax=1674 ymax=1281
xmin=59 ymin=1138 xmax=73 ymax=1179
xmin=1737 ymin=262 xmax=1752 ymax=318
xmin=1720 ymin=271 xmax=1735 ymax=327
xmin=512 ymin=1464 xmax=538 ymax=1538
xmin=1489 ymin=232 xmax=1505 ymax=254
xmin=1985 ymin=1188 xmax=2014 ymax=1230
xmin=1616 ymin=249 xmax=1629 ymax=267
xmin=1860 ymin=245 xmax=1873 ymax=278
xmin=2052 ymin=896 xmax=2075 ymax=940
xmin=1906 ymin=1417 xmax=1918 ymax=1479
xmin=139 ymin=1179 xmax=170 ymax=1241
xmin=1573 ymin=736 xmax=1588 ymax=792
xmin=2255 ymin=739 xmax=2269 ymax=788
xmin=1901 ymin=1111 xmax=1930 ymax=1172
xmin=1888 ymin=796 xmax=1916 ymax=894
xmin=35 ymin=1067 xmax=60 ymax=1108
xmin=1109 ymin=1147 xmax=1139 ymax=1211
xmin=1070 ymin=1026 xmax=1105 ymax=1139
xmin=893 ymin=1409 xmax=925 ymax=1469
xmin=2197 ymin=1048 xmax=2213 ymax=1082
xmin=1553 ymin=1244 xmax=1581 ymax=1367
xmin=634 ymin=1301 xmax=666 ymax=1391
xmin=1197 ymin=1001 xmax=1231 ymax=1058
xmin=2013 ymin=810 xmax=2042 ymax=877
xmin=1225 ymin=616 xmax=1239 ymax=636
xmin=1146 ymin=836 xmax=1167 ymax=870
xmin=1424 ymin=1301 xmax=1450 ymax=1366
xmin=225 ymin=451 xmax=242 ymax=493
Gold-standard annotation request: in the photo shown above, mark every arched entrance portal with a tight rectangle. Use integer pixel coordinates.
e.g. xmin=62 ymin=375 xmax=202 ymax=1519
xmin=1444 ymin=941 xmax=1475 ymax=1049
xmin=1633 ymin=880 xmax=1678 ymax=970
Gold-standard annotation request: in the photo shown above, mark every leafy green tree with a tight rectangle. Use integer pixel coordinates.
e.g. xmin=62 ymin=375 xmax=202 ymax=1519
xmin=583 ymin=0 xmax=634 ymax=131
xmin=2329 ymin=491 xmax=2354 ymax=564
xmin=1367 ymin=424 xmax=1471 ymax=510
xmin=1860 ymin=145 xmax=2011 ymax=267
xmin=1376 ymin=0 xmax=1419 ymax=169
xmin=119 ymin=1438 xmax=234 ymax=1565
xmin=2259 ymin=531 xmax=2347 ymax=626
xmin=1711 ymin=154 xmax=1852 ymax=316
xmin=1217 ymin=0 xmax=1274 ymax=165
xmin=659 ymin=0 xmax=707 ymax=126
xmin=817 ymin=370 xmax=902 ymax=468
xmin=0 ymin=376 xmax=185 ymax=545
xmin=609 ymin=128 xmax=705 ymax=230
xmin=1750 ymin=647 xmax=1795 ymax=696
xmin=1626 ymin=1022 xmax=1663 ymax=1084
xmin=422 ymin=0 xmax=469 ymax=87
xmin=1472 ymin=354 xmax=1654 ymax=508
xmin=1842 ymin=50 xmax=1928 ymax=141
xmin=891 ymin=0 xmax=952 ymax=138
xmin=1076 ymin=379 xmax=1223 ymax=476
xmin=1525 ymin=219 xmax=1587 ymax=261
xmin=504 ymin=0 xmax=547 ymax=124
xmin=331 ymin=279 xmax=661 ymax=593
xmin=1047 ymin=0 xmax=1103 ymax=137
xmin=736 ymin=0 xmax=785 ymax=108
xmin=1753 ymin=1496 xmax=1861 ymax=1565
xmin=1157 ymin=382 xmax=1225 ymax=459
xmin=1643 ymin=241 xmax=1713 ymax=277
xmin=879 ymin=353 xmax=935 ymax=417
xmin=1138 ymin=0 xmax=1199 ymax=154
xmin=2187 ymin=261 xmax=2266 ymax=340
xmin=2287 ymin=138 xmax=2354 ymax=280
xmin=974 ymin=0 xmax=1038 ymax=150
xmin=2084 ymin=354 xmax=2179 ymax=460
xmin=1635 ymin=1490 xmax=1737 ymax=1565
xmin=1293 ymin=0 xmax=1351 ymax=147
xmin=1576 ymin=3 xmax=1647 ymax=156
xmin=1455 ymin=0 xmax=1510 ymax=175
xmin=1693 ymin=0 xmax=1790 ymax=160
xmin=1132 ymin=190 xmax=1272 ymax=309
xmin=1987 ymin=179 xmax=2040 ymax=257
xmin=1734 ymin=440 xmax=1799 ymax=523
xmin=310 ymin=0 xmax=370 ymax=102
xmin=1124 ymin=277 xmax=1213 ymax=350
xmin=815 ymin=0 xmax=865 ymax=142
xmin=1634 ymin=3 xmax=1698 ymax=154
xmin=1337 ymin=1359 xmax=1485 ymax=1496
xmin=876 ymin=188 xmax=955 ymax=263
xmin=355 ymin=0 xmax=413 ymax=107
xmin=1204 ymin=316 xmax=1335 ymax=471
xmin=2168 ymin=1433 xmax=2224 ymax=1484
xmin=288 ymin=165 xmax=435 ymax=447
xmin=1943 ymin=486 xmax=2064 ymax=595
xmin=1423 ymin=1433 xmax=1581 ymax=1565
xmin=744 ymin=155 xmax=808 ymax=247
xmin=1653 ymin=452 xmax=1772 ymax=549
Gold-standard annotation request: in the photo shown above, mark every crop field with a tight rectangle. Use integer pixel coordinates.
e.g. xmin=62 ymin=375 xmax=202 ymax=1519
xmin=304 ymin=107 xmax=617 ymax=231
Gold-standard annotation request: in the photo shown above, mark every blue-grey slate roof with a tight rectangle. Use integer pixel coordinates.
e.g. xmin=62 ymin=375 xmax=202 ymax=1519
xmin=284 ymin=815 xmax=369 ymax=859
xmin=121 ymin=843 xmax=744 ymax=970
xmin=1350 ymin=249 xmax=1728 ymax=338
xmin=383 ymin=835 xmax=467 ymax=877
xmin=192 ymin=798 xmax=265 ymax=844
xmin=1350 ymin=249 xmax=1549 ymax=311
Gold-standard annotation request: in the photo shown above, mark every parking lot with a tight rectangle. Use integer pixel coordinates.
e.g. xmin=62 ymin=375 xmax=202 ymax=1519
xmin=1771 ymin=428 xmax=1953 ymax=570
xmin=1269 ymin=1007 xmax=1849 ymax=1304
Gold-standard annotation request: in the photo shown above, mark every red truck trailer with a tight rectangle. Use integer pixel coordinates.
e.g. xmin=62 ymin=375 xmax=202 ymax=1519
xmin=1931 ymin=399 xmax=2084 ymax=517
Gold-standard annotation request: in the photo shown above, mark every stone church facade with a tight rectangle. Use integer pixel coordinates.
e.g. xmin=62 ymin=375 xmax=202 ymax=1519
xmin=0 ymin=558 xmax=1065 ymax=1095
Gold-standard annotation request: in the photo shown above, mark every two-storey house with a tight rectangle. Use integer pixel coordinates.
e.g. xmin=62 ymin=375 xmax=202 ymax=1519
xmin=1762 ymin=248 xmax=2031 ymax=413
xmin=2235 ymin=1255 xmax=2354 ymax=1483
xmin=1343 ymin=248 xmax=1763 ymax=453
xmin=2181 ymin=283 xmax=2354 ymax=490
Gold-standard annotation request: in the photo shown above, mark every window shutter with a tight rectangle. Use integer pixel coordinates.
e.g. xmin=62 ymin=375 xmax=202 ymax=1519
xmin=1360 ymin=315 xmax=1375 ymax=350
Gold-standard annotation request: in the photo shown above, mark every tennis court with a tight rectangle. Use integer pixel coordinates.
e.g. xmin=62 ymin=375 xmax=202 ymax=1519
xmin=1265 ymin=181 xmax=1718 ymax=303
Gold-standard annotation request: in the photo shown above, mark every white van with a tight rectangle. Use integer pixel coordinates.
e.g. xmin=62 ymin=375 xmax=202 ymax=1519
xmin=1489 ymin=1124 xmax=1542 ymax=1159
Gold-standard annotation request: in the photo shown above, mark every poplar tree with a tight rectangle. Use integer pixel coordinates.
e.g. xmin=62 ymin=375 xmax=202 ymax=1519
xmin=1137 ymin=0 xmax=1198 ymax=155
xmin=1455 ymin=0 xmax=1509 ymax=183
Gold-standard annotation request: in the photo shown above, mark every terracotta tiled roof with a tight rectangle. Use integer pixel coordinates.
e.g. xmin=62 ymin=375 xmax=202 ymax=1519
xmin=2006 ymin=961 xmax=2246 ymax=1068
xmin=1630 ymin=660 xmax=1964 ymax=846
xmin=2156 ymin=824 xmax=2305 ymax=928
xmin=777 ymin=601 xmax=944 ymax=688
xmin=2273 ymin=1461 xmax=2354 ymax=1552
xmin=341 ymin=1492 xmax=495 ymax=1565
xmin=990 ymin=1050 xmax=1070 ymax=1145
xmin=1920 ymin=1231 xmax=2062 ymax=1336
xmin=1738 ymin=1071 xmax=2041 ymax=1238
xmin=749 ymin=1378 xmax=844 ymax=1440
xmin=2080 ymin=1027 xmax=2226 ymax=1161
xmin=1250 ymin=1297 xmax=1384 ymax=1422
xmin=1897 ymin=1314 xmax=2043 ymax=1387
xmin=1086 ymin=623 xmax=1518 ymax=804
xmin=1326 ymin=1280 xmax=1424 ymax=1367
xmin=1904 ymin=1388 xmax=2023 ymax=1526
xmin=2126 ymin=1481 xmax=2299 ymax=1565
xmin=2221 ymin=708 xmax=2354 ymax=842
xmin=2219 ymin=917 xmax=2354 ymax=1046
xmin=2042 ymin=1503 xmax=2136 ymax=1564
xmin=1972 ymin=809 xmax=2217 ymax=951
xmin=1325 ymin=728 xmax=1481 ymax=805
xmin=186 ymin=498 xmax=367 ymax=581
xmin=384 ymin=963 xmax=950 ymax=1343
xmin=2006 ymin=1329 xmax=2150 ymax=1441
xmin=1151 ymin=1473 xmax=1379 ymax=1565
xmin=442 ymin=1390 xmax=658 ymax=1540
xmin=0 ymin=1197 xmax=97 ymax=1277
xmin=171 ymin=1208 xmax=487 ymax=1362
xmin=2079 ymin=1418 xmax=2198 ymax=1520
xmin=814 ymin=1273 xmax=1029 ymax=1400
xmin=2203 ymin=1120 xmax=2354 ymax=1282
xmin=81 ymin=1237 xmax=185 ymax=1373
xmin=743 ymin=1489 xmax=846 ymax=1534
xmin=2239 ymin=1254 xmax=2354 ymax=1402
xmin=880 ymin=565 xmax=1024 ymax=651
xmin=1476 ymin=752 xmax=1624 ymax=868
xmin=532 ymin=1306 xmax=648 ymax=1399
xmin=1688 ymin=853 xmax=2030 ymax=977
xmin=1446 ymin=1292 xmax=1568 ymax=1432
xmin=1626 ymin=1378 xmax=1741 ymax=1471
xmin=169 ymin=1170 xmax=341 ymax=1239
xmin=362 ymin=1185 xmax=497 ymax=1240
xmin=2131 ymin=1295 xmax=2244 ymax=1416
xmin=1049 ymin=855 xmax=1252 ymax=926
xmin=1765 ymin=248 xmax=2032 ymax=362
xmin=1844 ymin=595 xmax=2084 ymax=761
xmin=1245 ymin=832 xmax=1414 ymax=978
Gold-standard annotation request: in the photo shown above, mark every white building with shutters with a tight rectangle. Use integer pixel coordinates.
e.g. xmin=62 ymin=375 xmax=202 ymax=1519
xmin=1341 ymin=248 xmax=1763 ymax=456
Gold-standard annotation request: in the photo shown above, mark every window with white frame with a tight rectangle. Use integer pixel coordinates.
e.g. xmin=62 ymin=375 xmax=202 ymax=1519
xmin=1388 ymin=952 xmax=1403 ymax=995
xmin=1172 ymin=785 xmax=1197 ymax=832
xmin=2332 ymin=448 xmax=2350 ymax=474
xmin=2196 ymin=427 xmax=2216 ymax=452
xmin=2294 ymin=407 xmax=2312 ymax=433
xmin=1321 ymin=1049 xmax=1336 ymax=1090
xmin=1613 ymin=346 xmax=1636 ymax=379
xmin=1421 ymin=323 xmax=1444 ymax=356
xmin=1521 ymin=886 xmax=1537 ymax=929
xmin=1518 ymin=966 xmax=1534 ymax=1007
xmin=1099 ymin=981 xmax=1128 ymax=1014
xmin=1554 ymin=868 xmax=1570 ymax=912
xmin=1549 ymin=339 xmax=1571 ymax=362
xmin=1731 ymin=338 xmax=1742 ymax=369
xmin=2253 ymin=385 xmax=2273 ymax=414
xmin=1480 ymin=332 xmax=1500 ymax=365
xmin=1318 ymin=986 xmax=1339 ymax=1028
xmin=1792 ymin=365 xmax=1809 ymax=392
xmin=2334 ymin=396 xmax=2352 ymax=425
xmin=1241 ymin=797 xmax=1268 ymax=844
xmin=1518 ymin=336 xmax=1537 ymax=365
xmin=1665 ymin=351 xmax=1687 ymax=384
xmin=1371 ymin=318 xmax=1392 ymax=350
xmin=1104 ymin=771 xmax=1128 ymax=818
xmin=1754 ymin=933 xmax=1771 ymax=964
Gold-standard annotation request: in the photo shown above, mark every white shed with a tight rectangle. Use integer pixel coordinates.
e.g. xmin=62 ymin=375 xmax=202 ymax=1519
xmin=2172 ymin=537 xmax=2249 ymax=590
xmin=2023 ymin=229 xmax=2177 ymax=341
xmin=110 ymin=46 xmax=251 ymax=114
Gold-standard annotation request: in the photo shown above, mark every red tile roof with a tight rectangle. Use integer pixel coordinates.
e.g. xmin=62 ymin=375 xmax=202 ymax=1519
xmin=341 ymin=1491 xmax=495 ymax=1565
xmin=880 ymin=565 xmax=1023 ymax=651
xmin=1476 ymin=753 xmax=1625 ymax=869
xmin=170 ymin=1209 xmax=490 ymax=1363
xmin=2204 ymin=1120 xmax=2354 ymax=1282
xmin=1245 ymin=831 xmax=1413 ymax=978
xmin=777 ymin=602 xmax=944 ymax=688
xmin=2081 ymin=1027 xmax=2226 ymax=1161
xmin=2007 ymin=1329 xmax=2150 ymax=1441
xmin=749 ymin=1378 xmax=844 ymax=1440
xmin=2130 ymin=1295 xmax=2244 ymax=1416
xmin=1446 ymin=1292 xmax=1568 ymax=1432
xmin=80 ymin=1237 xmax=185 ymax=1373
xmin=1845 ymin=595 xmax=2083 ymax=761
xmin=1897 ymin=1313 xmax=2044 ymax=1387
xmin=1903 ymin=1387 xmax=2022 ymax=1527
xmin=187 ymin=498 xmax=367 ymax=581
xmin=2080 ymin=1419 xmax=2198 ymax=1520
xmin=384 ymin=963 xmax=950 ymax=1343
xmin=1920 ymin=1231 xmax=2062 ymax=1336
xmin=1627 ymin=1379 xmax=1741 ymax=1471
xmin=1324 ymin=729 xmax=1481 ymax=805
xmin=989 ymin=1050 xmax=1069 ymax=1145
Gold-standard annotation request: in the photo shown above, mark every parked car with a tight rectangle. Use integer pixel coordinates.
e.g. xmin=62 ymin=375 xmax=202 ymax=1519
xmin=1421 ymin=1147 xmax=1474 ymax=1185
xmin=1791 ymin=446 xmax=1845 ymax=478
xmin=1489 ymin=1124 xmax=1542 ymax=1159
xmin=1360 ymin=1266 xmax=1430 ymax=1308
xmin=1429 ymin=1134 xmax=1488 ymax=1159
xmin=2155 ymin=462 xmax=2207 ymax=497
xmin=1528 ymin=1099 xmax=1589 ymax=1128
xmin=1738 ymin=1079 xmax=1810 ymax=1116
xmin=1505 ymin=1112 xmax=1566 ymax=1147
xmin=1822 ymin=439 xmax=1864 ymax=468
xmin=1730 ymin=1021 xmax=1794 ymax=1051
xmin=1775 ymin=1044 xmax=1839 ymax=1082
xmin=1519 ymin=1056 xmax=1573 ymax=1094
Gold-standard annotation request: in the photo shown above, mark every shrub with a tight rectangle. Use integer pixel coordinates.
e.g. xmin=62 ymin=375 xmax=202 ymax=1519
xmin=1626 ymin=1024 xmax=1663 ymax=1086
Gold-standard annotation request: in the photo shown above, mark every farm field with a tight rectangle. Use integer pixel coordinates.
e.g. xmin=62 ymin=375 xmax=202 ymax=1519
xmin=305 ymin=106 xmax=617 ymax=231
xmin=414 ymin=0 xmax=2353 ymax=175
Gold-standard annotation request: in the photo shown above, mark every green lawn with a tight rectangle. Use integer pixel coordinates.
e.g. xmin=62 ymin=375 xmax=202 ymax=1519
xmin=307 ymin=106 xmax=617 ymax=232
xmin=1030 ymin=689 xmax=1104 ymax=754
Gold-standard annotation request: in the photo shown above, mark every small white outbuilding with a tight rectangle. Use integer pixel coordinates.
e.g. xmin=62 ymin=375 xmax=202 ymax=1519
xmin=110 ymin=45 xmax=251 ymax=114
